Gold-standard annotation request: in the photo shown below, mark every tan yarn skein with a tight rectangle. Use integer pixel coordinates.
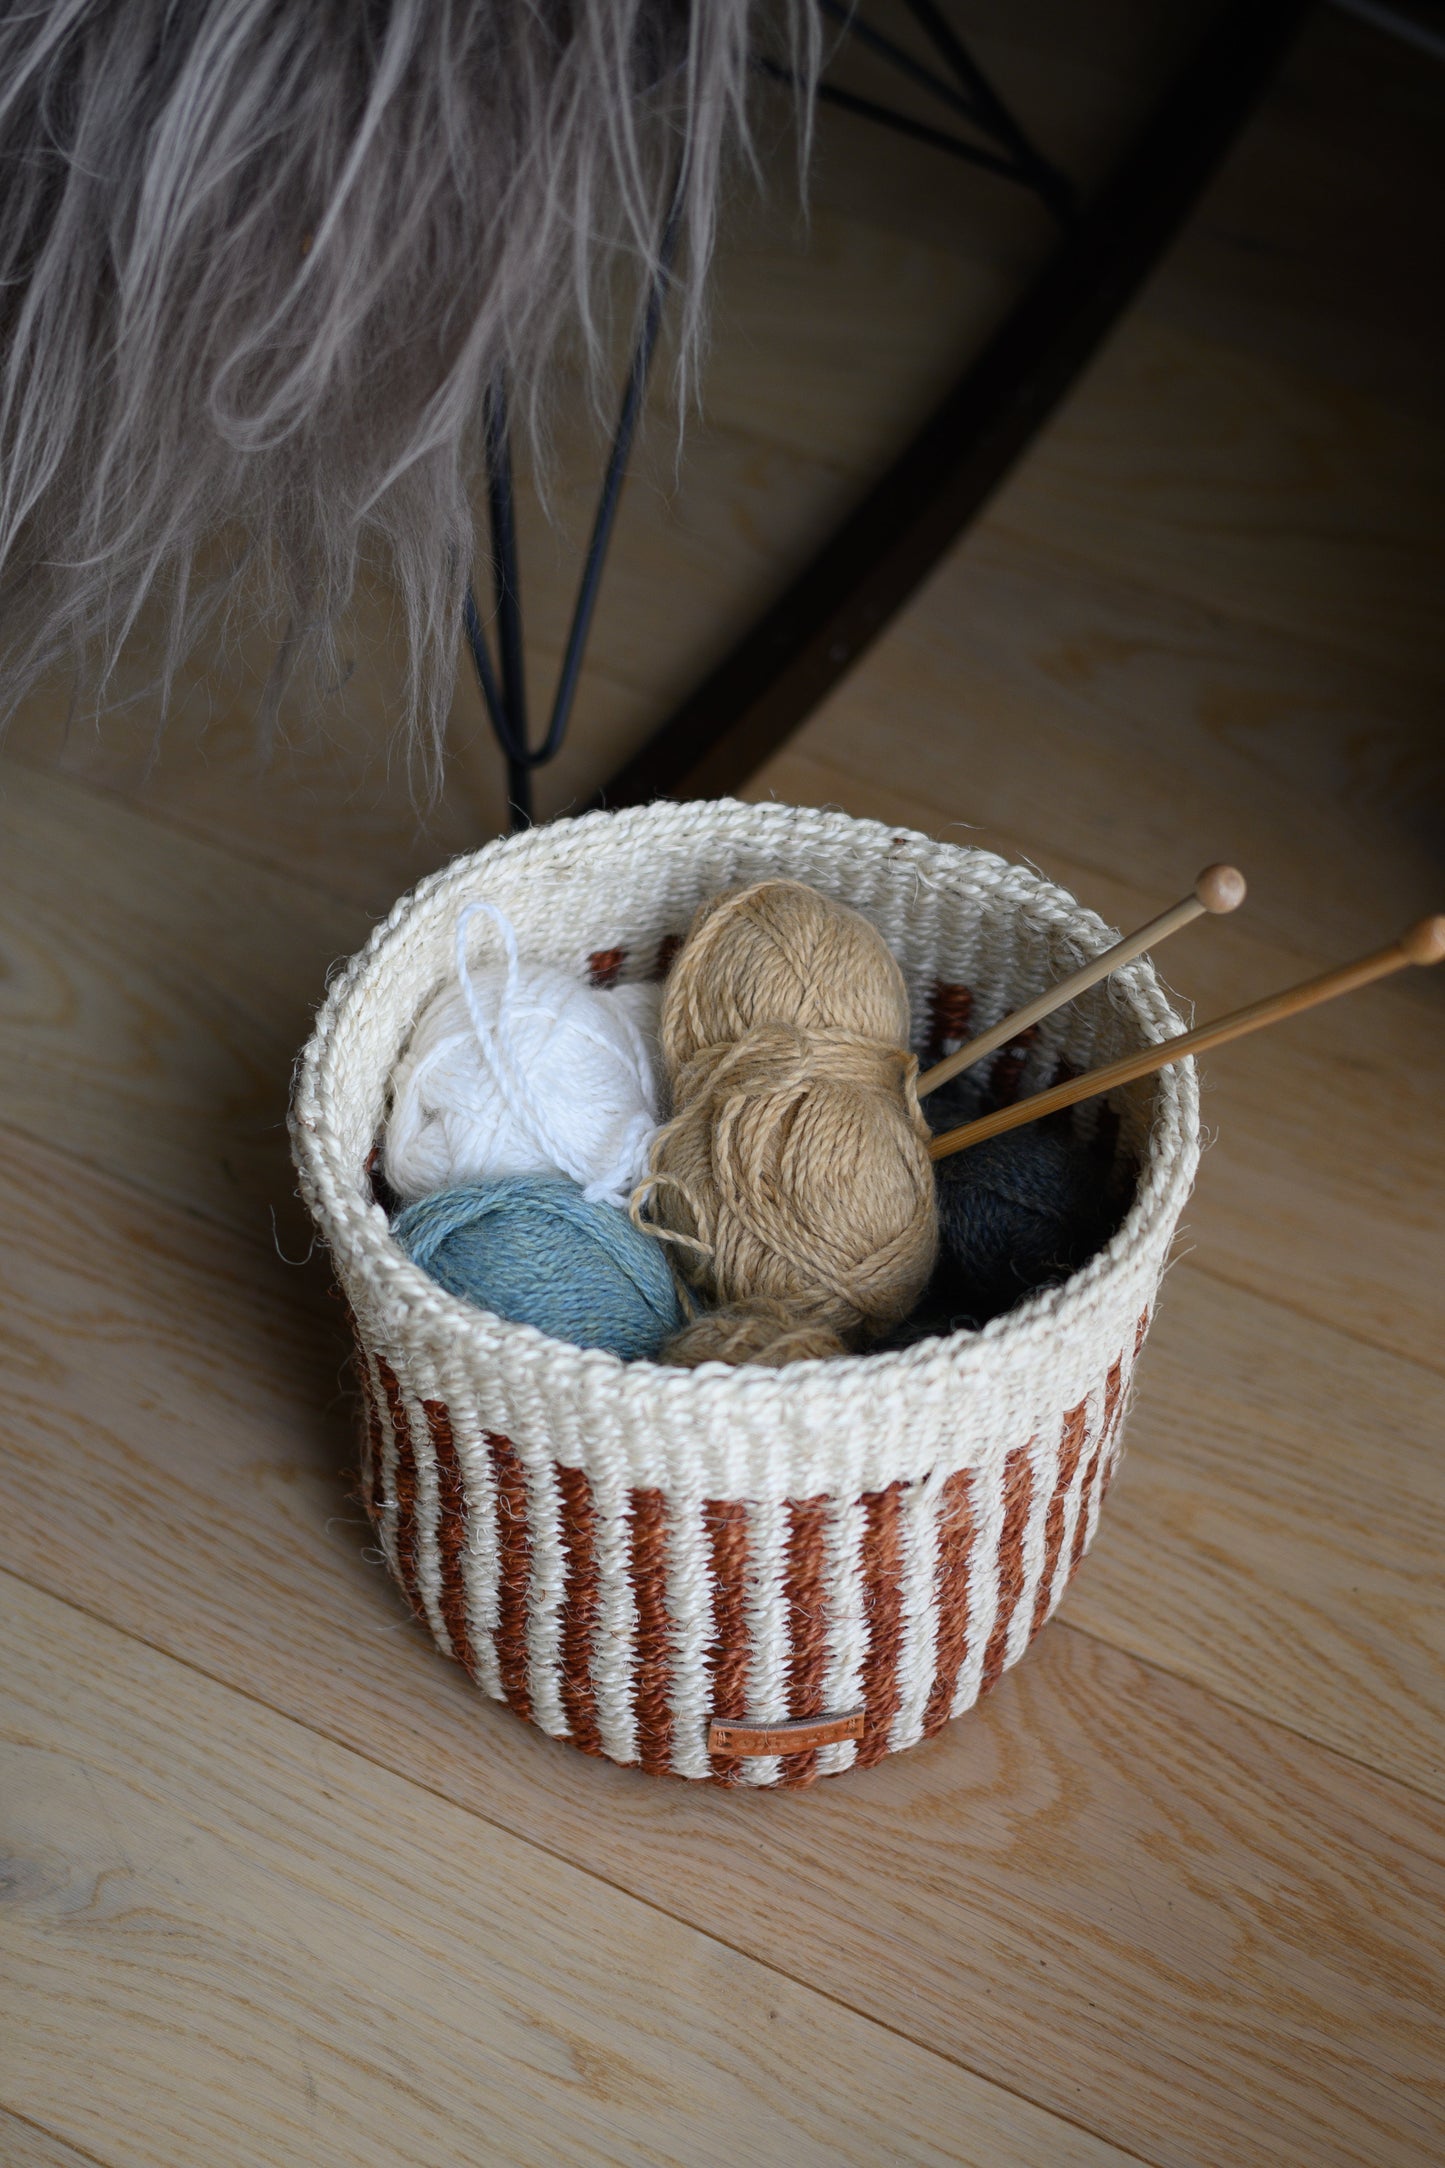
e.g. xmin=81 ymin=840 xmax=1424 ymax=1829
xmin=660 ymin=879 xmax=911 ymax=1072
xmin=663 ymin=1296 xmax=849 ymax=1369
xmin=644 ymin=882 xmax=938 ymax=1366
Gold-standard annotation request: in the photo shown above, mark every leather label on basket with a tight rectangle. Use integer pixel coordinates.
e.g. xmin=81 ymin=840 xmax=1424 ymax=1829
xmin=707 ymin=1710 xmax=865 ymax=1757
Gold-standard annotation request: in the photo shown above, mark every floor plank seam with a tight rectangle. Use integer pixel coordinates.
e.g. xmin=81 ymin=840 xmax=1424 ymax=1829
xmin=1176 ymin=1253 xmax=1445 ymax=1383
xmin=986 ymin=473 xmax=1445 ymax=703
xmin=0 ymin=1116 xmax=334 ymax=1310
xmin=0 ymin=2103 xmax=116 ymax=2168
xmin=0 ymin=748 xmax=402 ymax=926
xmin=1055 ymin=1607 xmax=1445 ymax=1808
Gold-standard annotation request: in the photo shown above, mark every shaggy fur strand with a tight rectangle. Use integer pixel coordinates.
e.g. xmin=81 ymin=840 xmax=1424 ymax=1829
xmin=0 ymin=0 xmax=816 ymax=756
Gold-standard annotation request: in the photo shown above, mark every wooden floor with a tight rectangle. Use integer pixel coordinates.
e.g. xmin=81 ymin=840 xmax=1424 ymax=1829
xmin=3 ymin=10 xmax=1444 ymax=2166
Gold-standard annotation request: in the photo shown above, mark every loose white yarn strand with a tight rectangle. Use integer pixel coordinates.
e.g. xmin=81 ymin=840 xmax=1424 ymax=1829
xmin=444 ymin=901 xmax=658 ymax=1209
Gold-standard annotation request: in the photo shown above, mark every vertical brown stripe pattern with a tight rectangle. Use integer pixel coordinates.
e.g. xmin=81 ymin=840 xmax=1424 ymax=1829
xmin=340 ymin=1298 xmax=384 ymax=1527
xmin=855 ymin=1482 xmax=906 ymax=1769
xmin=654 ymin=932 xmax=683 ymax=980
xmin=922 ymin=1468 xmax=976 ymax=1737
xmin=778 ymin=1495 xmax=831 ymax=1787
xmin=704 ymin=1499 xmax=750 ymax=1782
xmin=629 ymin=1488 xmax=673 ymax=1774
xmin=1030 ymin=1398 xmax=1090 ymax=1641
xmin=989 ymin=1025 xmax=1039 ymax=1107
xmin=376 ymin=1355 xmax=425 ymax=1622
xmin=556 ymin=1464 xmax=603 ymax=1755
xmin=1071 ymin=1357 xmax=1123 ymax=1576
xmin=356 ymin=1347 xmax=385 ymax=1530
xmin=490 ymin=1434 xmax=533 ymax=1720
xmin=981 ymin=1446 xmax=1035 ymax=1695
xmin=587 ymin=946 xmax=625 ymax=987
xmin=423 ymin=1399 xmax=473 ymax=1675
xmin=924 ymin=980 xmax=974 ymax=1066
xmin=1100 ymin=1309 xmax=1152 ymax=1508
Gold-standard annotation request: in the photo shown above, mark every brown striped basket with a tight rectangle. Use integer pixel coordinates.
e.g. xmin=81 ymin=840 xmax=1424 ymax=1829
xmin=291 ymin=799 xmax=1198 ymax=1787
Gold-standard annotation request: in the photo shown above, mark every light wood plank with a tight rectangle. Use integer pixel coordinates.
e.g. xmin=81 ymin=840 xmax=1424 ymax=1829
xmin=1143 ymin=10 xmax=1445 ymax=420
xmin=990 ymin=314 xmax=1445 ymax=691
xmin=750 ymin=526 xmax=1445 ymax=978
xmin=701 ymin=202 xmax=1020 ymax=476
xmin=4 ymin=629 xmax=523 ymax=915
xmin=1 ymin=1571 xmax=1127 ymax=2168
xmin=3 ymin=1127 xmax=1443 ymax=2168
xmin=2 ymin=609 xmax=515 ymax=913
xmin=0 ymin=2111 xmax=110 ymax=2168
xmin=1084 ymin=1269 xmax=1445 ymax=1794
xmin=0 ymin=757 xmax=368 ymax=1243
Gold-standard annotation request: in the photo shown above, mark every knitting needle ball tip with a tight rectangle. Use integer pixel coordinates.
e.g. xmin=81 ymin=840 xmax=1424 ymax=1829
xmin=1194 ymin=863 xmax=1247 ymax=913
xmin=1401 ymin=914 xmax=1445 ymax=966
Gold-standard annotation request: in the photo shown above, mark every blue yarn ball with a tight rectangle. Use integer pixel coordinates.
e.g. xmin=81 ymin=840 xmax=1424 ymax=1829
xmin=391 ymin=1175 xmax=683 ymax=1362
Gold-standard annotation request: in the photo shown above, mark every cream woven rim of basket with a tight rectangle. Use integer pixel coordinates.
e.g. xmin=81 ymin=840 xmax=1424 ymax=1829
xmin=290 ymin=799 xmax=1199 ymax=1492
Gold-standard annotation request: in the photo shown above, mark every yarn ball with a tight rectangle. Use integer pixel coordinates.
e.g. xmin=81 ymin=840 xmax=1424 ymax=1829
xmin=383 ymin=901 xmax=662 ymax=1210
xmin=889 ymin=1069 xmax=1133 ymax=1344
xmin=645 ymin=1022 xmax=938 ymax=1356
xmin=393 ymin=1176 xmax=684 ymax=1361
xmin=660 ymin=878 xmax=911 ymax=1073
xmin=934 ymin=1127 xmax=1127 ymax=1316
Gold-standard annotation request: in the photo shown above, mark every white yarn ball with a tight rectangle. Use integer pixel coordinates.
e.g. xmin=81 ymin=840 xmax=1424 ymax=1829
xmin=383 ymin=902 xmax=663 ymax=1210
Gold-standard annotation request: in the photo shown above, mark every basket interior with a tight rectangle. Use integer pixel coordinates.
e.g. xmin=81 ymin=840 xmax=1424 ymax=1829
xmin=325 ymin=808 xmax=1177 ymax=1224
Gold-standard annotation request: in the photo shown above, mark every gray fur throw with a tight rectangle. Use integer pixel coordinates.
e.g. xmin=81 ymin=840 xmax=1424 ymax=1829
xmin=0 ymin=0 xmax=815 ymax=752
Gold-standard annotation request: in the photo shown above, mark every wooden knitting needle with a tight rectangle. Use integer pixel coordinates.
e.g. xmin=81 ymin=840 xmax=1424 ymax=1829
xmin=929 ymin=914 xmax=1445 ymax=1161
xmin=917 ymin=864 xmax=1247 ymax=1098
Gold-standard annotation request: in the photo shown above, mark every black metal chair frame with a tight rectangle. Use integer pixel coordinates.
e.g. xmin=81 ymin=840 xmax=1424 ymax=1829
xmin=463 ymin=0 xmax=1306 ymax=831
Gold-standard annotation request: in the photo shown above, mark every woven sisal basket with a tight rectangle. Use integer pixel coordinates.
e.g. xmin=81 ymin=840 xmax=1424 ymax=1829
xmin=291 ymin=799 xmax=1199 ymax=1787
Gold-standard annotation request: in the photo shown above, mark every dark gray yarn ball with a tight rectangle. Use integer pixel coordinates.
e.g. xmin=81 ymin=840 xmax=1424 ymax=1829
xmin=935 ymin=1126 xmax=1124 ymax=1313
xmin=888 ymin=1070 xmax=1132 ymax=1343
